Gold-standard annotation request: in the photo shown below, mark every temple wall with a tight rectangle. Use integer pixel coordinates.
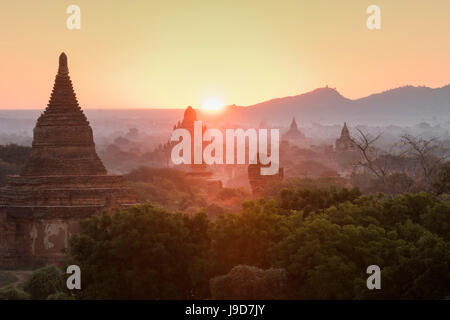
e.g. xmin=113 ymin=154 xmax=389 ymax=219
xmin=0 ymin=180 xmax=136 ymax=268
xmin=1 ymin=188 xmax=136 ymax=206
xmin=19 ymin=217 xmax=79 ymax=267
xmin=0 ymin=212 xmax=86 ymax=268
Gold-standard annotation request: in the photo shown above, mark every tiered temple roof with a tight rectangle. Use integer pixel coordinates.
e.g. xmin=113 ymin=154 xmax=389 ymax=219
xmin=21 ymin=53 xmax=106 ymax=176
xmin=0 ymin=53 xmax=136 ymax=268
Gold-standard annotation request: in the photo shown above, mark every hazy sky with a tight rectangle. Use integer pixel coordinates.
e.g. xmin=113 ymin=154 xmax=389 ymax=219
xmin=1 ymin=0 xmax=449 ymax=108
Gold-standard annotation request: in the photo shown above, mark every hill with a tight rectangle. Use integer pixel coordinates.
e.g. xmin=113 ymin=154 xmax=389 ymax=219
xmin=226 ymin=84 xmax=450 ymax=126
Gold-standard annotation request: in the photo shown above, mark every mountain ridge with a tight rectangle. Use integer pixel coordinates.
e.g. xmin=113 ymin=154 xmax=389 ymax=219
xmin=247 ymin=84 xmax=450 ymax=106
xmin=230 ymin=84 xmax=450 ymax=125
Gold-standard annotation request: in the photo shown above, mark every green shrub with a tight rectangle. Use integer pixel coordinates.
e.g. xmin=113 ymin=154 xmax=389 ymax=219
xmin=23 ymin=265 xmax=64 ymax=299
xmin=0 ymin=286 xmax=30 ymax=300
xmin=69 ymin=204 xmax=211 ymax=299
xmin=210 ymin=265 xmax=289 ymax=299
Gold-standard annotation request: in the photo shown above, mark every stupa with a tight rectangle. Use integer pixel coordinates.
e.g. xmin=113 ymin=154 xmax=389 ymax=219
xmin=335 ymin=122 xmax=356 ymax=152
xmin=282 ymin=117 xmax=306 ymax=146
xmin=0 ymin=53 xmax=136 ymax=268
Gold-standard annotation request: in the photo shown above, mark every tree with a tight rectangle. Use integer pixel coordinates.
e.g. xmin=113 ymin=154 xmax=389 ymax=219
xmin=352 ymin=129 xmax=385 ymax=179
xmin=0 ymin=286 xmax=30 ymax=300
xmin=401 ymin=135 xmax=450 ymax=191
xmin=351 ymin=131 xmax=448 ymax=195
xmin=274 ymin=194 xmax=450 ymax=299
xmin=63 ymin=187 xmax=449 ymax=300
xmin=209 ymin=199 xmax=287 ymax=276
xmin=352 ymin=129 xmax=402 ymax=196
xmin=432 ymin=162 xmax=450 ymax=195
xmin=210 ymin=265 xmax=289 ymax=299
xmin=68 ymin=203 xmax=211 ymax=299
xmin=278 ymin=186 xmax=361 ymax=215
xmin=23 ymin=265 xmax=64 ymax=299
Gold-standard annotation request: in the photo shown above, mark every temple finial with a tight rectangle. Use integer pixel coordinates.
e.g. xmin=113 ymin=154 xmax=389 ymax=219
xmin=290 ymin=117 xmax=298 ymax=130
xmin=341 ymin=122 xmax=350 ymax=137
xmin=58 ymin=52 xmax=68 ymax=74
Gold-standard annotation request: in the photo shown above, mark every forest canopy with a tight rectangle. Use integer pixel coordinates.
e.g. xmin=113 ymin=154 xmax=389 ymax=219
xmin=61 ymin=186 xmax=449 ymax=300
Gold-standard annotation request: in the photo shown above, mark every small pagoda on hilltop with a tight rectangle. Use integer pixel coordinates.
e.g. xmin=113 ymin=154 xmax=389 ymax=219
xmin=335 ymin=122 xmax=356 ymax=152
xmin=282 ymin=117 xmax=306 ymax=146
xmin=0 ymin=53 xmax=136 ymax=268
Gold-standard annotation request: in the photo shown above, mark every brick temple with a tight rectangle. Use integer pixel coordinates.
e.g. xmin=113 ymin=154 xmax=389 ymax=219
xmin=0 ymin=53 xmax=136 ymax=268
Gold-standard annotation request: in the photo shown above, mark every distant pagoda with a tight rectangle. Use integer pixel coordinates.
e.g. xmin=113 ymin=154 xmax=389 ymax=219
xmin=180 ymin=106 xmax=200 ymax=133
xmin=282 ymin=117 xmax=306 ymax=146
xmin=0 ymin=53 xmax=136 ymax=268
xmin=335 ymin=122 xmax=356 ymax=152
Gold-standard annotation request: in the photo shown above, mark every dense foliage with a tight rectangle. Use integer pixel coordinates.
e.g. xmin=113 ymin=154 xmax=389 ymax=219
xmin=65 ymin=186 xmax=449 ymax=300
xmin=210 ymin=265 xmax=289 ymax=299
xmin=22 ymin=265 xmax=65 ymax=299
xmin=0 ymin=286 xmax=30 ymax=300
xmin=0 ymin=266 xmax=72 ymax=300
xmin=67 ymin=204 xmax=211 ymax=299
xmin=434 ymin=162 xmax=450 ymax=195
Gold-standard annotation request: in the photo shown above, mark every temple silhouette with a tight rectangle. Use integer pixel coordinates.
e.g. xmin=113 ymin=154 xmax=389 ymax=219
xmin=282 ymin=117 xmax=306 ymax=146
xmin=335 ymin=122 xmax=356 ymax=152
xmin=0 ymin=53 xmax=136 ymax=268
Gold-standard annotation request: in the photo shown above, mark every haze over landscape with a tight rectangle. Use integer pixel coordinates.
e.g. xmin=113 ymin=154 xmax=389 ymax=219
xmin=0 ymin=85 xmax=448 ymax=178
xmin=0 ymin=1 xmax=449 ymax=302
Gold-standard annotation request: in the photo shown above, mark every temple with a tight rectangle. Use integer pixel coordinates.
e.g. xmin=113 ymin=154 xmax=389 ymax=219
xmin=282 ymin=117 xmax=306 ymax=146
xmin=0 ymin=53 xmax=136 ymax=268
xmin=179 ymin=106 xmax=201 ymax=133
xmin=161 ymin=106 xmax=209 ymax=170
xmin=335 ymin=122 xmax=356 ymax=152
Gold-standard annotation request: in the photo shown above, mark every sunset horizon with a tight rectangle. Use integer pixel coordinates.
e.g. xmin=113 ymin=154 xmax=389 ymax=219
xmin=0 ymin=81 xmax=448 ymax=110
xmin=0 ymin=50 xmax=448 ymax=110
xmin=1 ymin=1 xmax=449 ymax=109
xmin=0 ymin=0 xmax=449 ymax=308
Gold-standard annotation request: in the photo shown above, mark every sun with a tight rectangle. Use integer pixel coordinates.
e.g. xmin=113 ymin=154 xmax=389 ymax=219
xmin=201 ymin=98 xmax=225 ymax=112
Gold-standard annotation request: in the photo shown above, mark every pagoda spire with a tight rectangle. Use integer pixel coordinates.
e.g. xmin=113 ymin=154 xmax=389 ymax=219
xmin=41 ymin=52 xmax=84 ymax=120
xmin=58 ymin=52 xmax=69 ymax=74
xmin=341 ymin=122 xmax=350 ymax=137
xmin=21 ymin=52 xmax=106 ymax=176
xmin=290 ymin=117 xmax=298 ymax=130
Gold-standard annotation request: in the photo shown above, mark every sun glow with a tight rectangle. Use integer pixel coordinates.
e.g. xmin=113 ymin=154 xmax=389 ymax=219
xmin=201 ymin=98 xmax=224 ymax=112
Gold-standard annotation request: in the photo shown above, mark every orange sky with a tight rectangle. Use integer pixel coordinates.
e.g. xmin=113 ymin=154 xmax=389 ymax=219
xmin=0 ymin=0 xmax=449 ymax=109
